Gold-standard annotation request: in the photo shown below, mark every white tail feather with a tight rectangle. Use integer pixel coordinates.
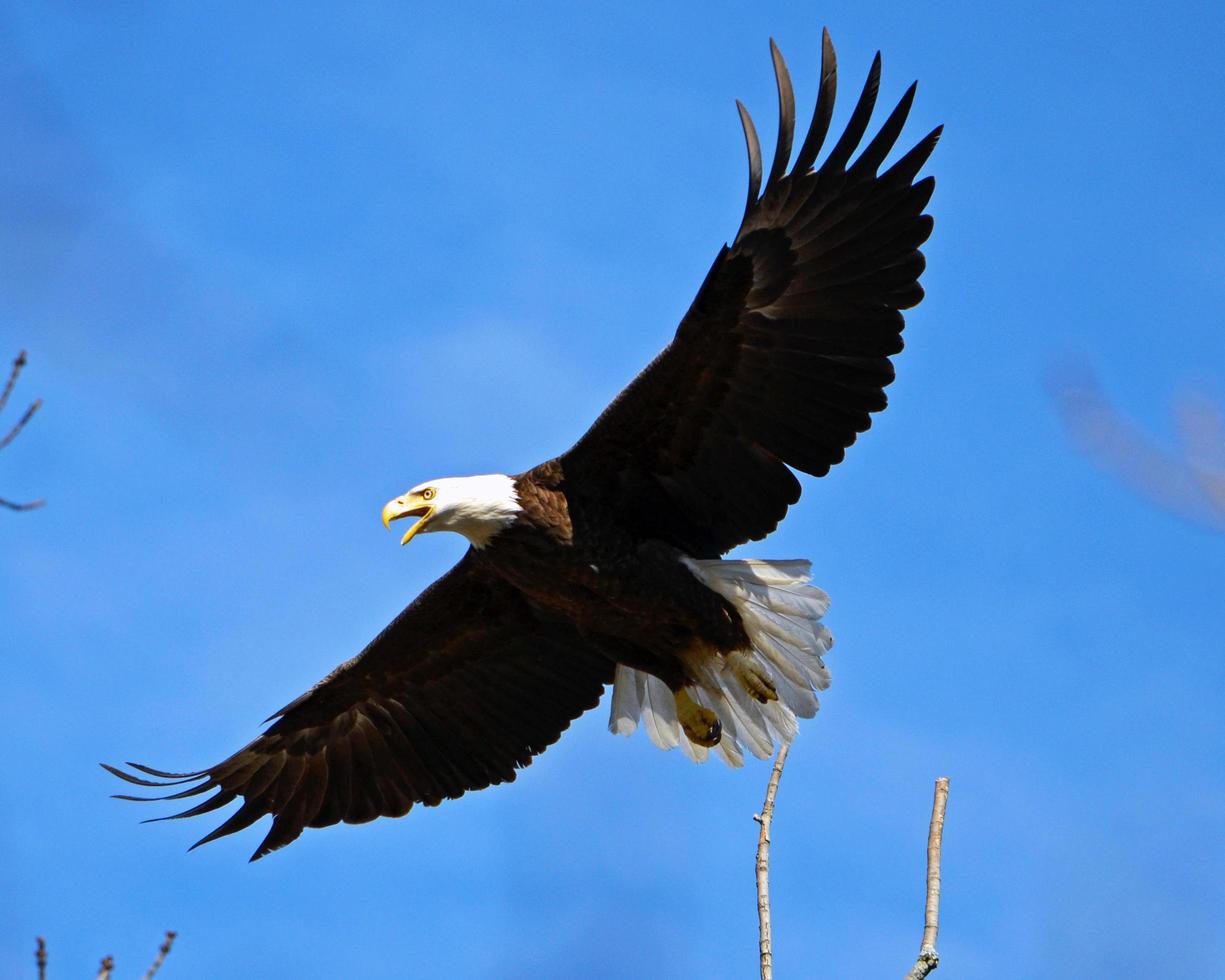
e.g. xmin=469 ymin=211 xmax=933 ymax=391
xmin=607 ymin=558 xmax=833 ymax=768
xmin=609 ymin=664 xmax=641 ymax=736
xmin=641 ymin=673 xmax=682 ymax=750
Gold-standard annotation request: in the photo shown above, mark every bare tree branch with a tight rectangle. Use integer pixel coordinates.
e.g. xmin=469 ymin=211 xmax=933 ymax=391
xmin=0 ymin=349 xmax=27 ymax=414
xmin=1176 ymin=390 xmax=1225 ymax=517
xmin=0 ymin=495 xmax=45 ymax=512
xmin=904 ymin=776 xmax=950 ymax=980
xmin=754 ymin=743 xmax=789 ymax=980
xmin=142 ymin=931 xmax=177 ymax=980
xmin=34 ymin=932 xmax=176 ymax=979
xmin=1 ymin=349 xmax=44 ymax=511
xmin=0 ymin=397 xmax=42 ymax=452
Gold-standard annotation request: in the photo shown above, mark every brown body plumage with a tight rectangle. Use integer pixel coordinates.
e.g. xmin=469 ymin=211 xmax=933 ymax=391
xmin=504 ymin=462 xmax=751 ymax=685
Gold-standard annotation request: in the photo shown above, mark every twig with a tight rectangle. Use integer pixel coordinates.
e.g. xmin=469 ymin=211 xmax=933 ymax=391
xmin=0 ymin=350 xmax=26 ymax=414
xmin=0 ymin=350 xmax=42 ymax=450
xmin=0 ymin=397 xmax=42 ymax=451
xmin=33 ymin=931 xmax=175 ymax=979
xmin=0 ymin=495 xmax=45 ymax=511
xmin=904 ymin=777 xmax=950 ymax=980
xmin=1 ymin=349 xmax=44 ymax=510
xmin=142 ymin=930 xmax=177 ymax=980
xmin=754 ymin=743 xmax=789 ymax=980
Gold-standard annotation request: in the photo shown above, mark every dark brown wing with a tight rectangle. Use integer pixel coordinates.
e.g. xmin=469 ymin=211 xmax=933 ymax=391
xmin=105 ymin=553 xmax=613 ymax=860
xmin=561 ymin=31 xmax=940 ymax=557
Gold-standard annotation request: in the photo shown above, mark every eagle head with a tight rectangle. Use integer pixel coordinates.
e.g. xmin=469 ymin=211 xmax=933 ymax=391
xmin=381 ymin=474 xmax=522 ymax=549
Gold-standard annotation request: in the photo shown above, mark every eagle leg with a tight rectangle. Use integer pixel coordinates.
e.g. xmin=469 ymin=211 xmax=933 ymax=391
xmin=674 ymin=688 xmax=722 ymax=747
xmin=725 ymin=650 xmax=779 ymax=704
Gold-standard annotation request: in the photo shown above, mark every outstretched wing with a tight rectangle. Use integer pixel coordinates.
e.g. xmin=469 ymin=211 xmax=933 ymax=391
xmin=106 ymin=553 xmax=613 ymax=860
xmin=561 ymin=31 xmax=940 ymax=557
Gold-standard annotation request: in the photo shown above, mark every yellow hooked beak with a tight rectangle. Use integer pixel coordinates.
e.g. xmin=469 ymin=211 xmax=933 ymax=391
xmin=381 ymin=495 xmax=434 ymax=546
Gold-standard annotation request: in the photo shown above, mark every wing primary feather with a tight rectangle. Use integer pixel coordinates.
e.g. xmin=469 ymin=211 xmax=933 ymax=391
xmin=372 ymin=698 xmax=442 ymax=801
xmin=390 ymin=699 xmax=469 ymax=799
xmin=363 ymin=701 xmax=427 ymax=798
xmin=880 ymin=125 xmax=943 ymax=186
xmin=123 ymin=762 xmax=208 ymax=780
xmin=792 ymin=28 xmax=837 ymax=175
xmin=736 ymin=99 xmax=763 ymax=229
xmin=188 ymin=796 xmax=268 ymax=852
xmin=765 ymin=39 xmax=795 ymax=190
xmin=381 ymin=699 xmax=445 ymax=805
xmin=313 ymin=737 xmax=355 ymax=825
xmin=849 ymin=81 xmax=917 ymax=179
xmin=821 ymin=51 xmax=881 ymax=175
xmin=340 ymin=720 xmax=384 ymax=822
xmin=296 ymin=752 xmax=333 ymax=829
xmin=252 ymin=807 xmax=304 ymax=861
xmin=354 ymin=714 xmax=412 ymax=816
xmin=143 ymin=788 xmax=238 ymax=823
xmin=250 ymin=755 xmax=314 ymax=859
xmin=113 ymin=780 xmax=214 ymax=803
xmin=100 ymin=763 xmax=201 ymax=787
xmin=255 ymin=759 xmax=332 ymax=858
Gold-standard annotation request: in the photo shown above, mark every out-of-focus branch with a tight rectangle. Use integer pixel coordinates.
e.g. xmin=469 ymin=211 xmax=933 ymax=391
xmin=142 ymin=931 xmax=177 ymax=980
xmin=0 ymin=349 xmax=28 ymax=414
xmin=904 ymin=777 xmax=950 ymax=980
xmin=0 ymin=350 xmax=42 ymax=449
xmin=0 ymin=494 xmax=44 ymax=511
xmin=0 ymin=398 xmax=43 ymax=452
xmin=1 ymin=349 xmax=44 ymax=511
xmin=1177 ymin=391 xmax=1225 ymax=517
xmin=33 ymin=931 xmax=175 ymax=978
xmin=1048 ymin=360 xmax=1225 ymax=532
xmin=754 ymin=743 xmax=789 ymax=980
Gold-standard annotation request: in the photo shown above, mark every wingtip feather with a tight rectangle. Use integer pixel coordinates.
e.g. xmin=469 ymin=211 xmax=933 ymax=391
xmin=794 ymin=30 xmax=839 ymax=175
xmin=101 ymin=761 xmax=201 ymax=787
xmin=766 ymin=38 xmax=796 ymax=190
xmin=736 ymin=99 xmax=764 ymax=226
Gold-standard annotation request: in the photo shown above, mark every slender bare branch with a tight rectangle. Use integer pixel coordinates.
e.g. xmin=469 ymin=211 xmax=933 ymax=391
xmin=905 ymin=776 xmax=950 ymax=980
xmin=1 ymin=349 xmax=44 ymax=510
xmin=754 ymin=743 xmax=789 ymax=980
xmin=0 ymin=397 xmax=42 ymax=451
xmin=142 ymin=930 xmax=177 ymax=980
xmin=34 ymin=931 xmax=176 ymax=979
xmin=0 ymin=350 xmax=26 ymax=415
xmin=0 ymin=494 xmax=45 ymax=511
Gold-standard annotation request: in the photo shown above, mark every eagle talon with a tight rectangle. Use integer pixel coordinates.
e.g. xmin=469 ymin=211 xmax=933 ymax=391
xmin=726 ymin=650 xmax=778 ymax=704
xmin=675 ymin=689 xmax=722 ymax=747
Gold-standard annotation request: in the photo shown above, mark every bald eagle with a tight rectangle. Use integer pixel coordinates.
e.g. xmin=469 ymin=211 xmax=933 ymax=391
xmin=108 ymin=31 xmax=939 ymax=860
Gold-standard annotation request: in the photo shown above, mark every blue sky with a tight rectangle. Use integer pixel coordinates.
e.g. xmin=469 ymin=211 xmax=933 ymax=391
xmin=3 ymin=2 xmax=1223 ymax=977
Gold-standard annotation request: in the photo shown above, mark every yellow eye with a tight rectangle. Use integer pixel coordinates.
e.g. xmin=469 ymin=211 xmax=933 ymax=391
xmin=422 ymin=488 xmax=436 ymax=501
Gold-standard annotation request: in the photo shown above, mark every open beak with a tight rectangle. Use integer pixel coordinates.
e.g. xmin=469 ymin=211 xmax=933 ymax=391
xmin=381 ymin=497 xmax=434 ymax=546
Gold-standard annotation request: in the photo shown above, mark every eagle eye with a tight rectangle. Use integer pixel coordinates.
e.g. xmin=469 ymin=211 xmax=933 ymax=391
xmin=422 ymin=488 xmax=436 ymax=500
